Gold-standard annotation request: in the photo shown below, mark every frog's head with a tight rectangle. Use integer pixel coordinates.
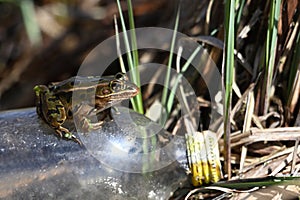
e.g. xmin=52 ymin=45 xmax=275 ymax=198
xmin=96 ymin=73 xmax=139 ymax=101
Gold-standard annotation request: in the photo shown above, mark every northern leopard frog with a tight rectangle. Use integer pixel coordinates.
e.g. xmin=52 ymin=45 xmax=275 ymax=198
xmin=34 ymin=73 xmax=139 ymax=145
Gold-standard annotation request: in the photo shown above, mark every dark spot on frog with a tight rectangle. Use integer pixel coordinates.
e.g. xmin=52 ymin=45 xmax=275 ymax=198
xmin=65 ymin=95 xmax=72 ymax=104
xmin=46 ymin=104 xmax=64 ymax=115
xmin=69 ymin=81 xmax=75 ymax=86
xmin=48 ymin=96 xmax=60 ymax=102
xmin=67 ymin=109 xmax=73 ymax=118
xmin=47 ymin=109 xmax=60 ymax=116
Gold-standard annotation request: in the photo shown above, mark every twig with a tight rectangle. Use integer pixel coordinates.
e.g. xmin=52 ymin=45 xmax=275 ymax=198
xmin=291 ymin=139 xmax=299 ymax=174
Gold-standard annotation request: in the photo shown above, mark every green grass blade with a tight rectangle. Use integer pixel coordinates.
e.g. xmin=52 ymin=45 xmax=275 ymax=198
xmin=213 ymin=176 xmax=300 ymax=190
xmin=115 ymin=0 xmax=143 ymax=114
xmin=127 ymin=0 xmax=139 ymax=71
xmin=288 ymin=24 xmax=300 ymax=95
xmin=126 ymin=0 xmax=143 ymax=114
xmin=235 ymin=0 xmax=246 ymax=26
xmin=224 ymin=0 xmax=235 ymax=179
xmin=166 ymin=46 xmax=201 ymax=116
xmin=159 ymin=4 xmax=180 ymax=125
xmin=263 ymin=0 xmax=281 ymax=114
xmin=19 ymin=0 xmax=42 ymax=46
xmin=114 ymin=15 xmax=126 ymax=73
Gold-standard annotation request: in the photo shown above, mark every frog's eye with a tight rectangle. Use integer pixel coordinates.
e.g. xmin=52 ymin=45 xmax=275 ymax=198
xmin=115 ymin=72 xmax=128 ymax=81
xmin=110 ymin=81 xmax=118 ymax=89
xmin=110 ymin=81 xmax=123 ymax=91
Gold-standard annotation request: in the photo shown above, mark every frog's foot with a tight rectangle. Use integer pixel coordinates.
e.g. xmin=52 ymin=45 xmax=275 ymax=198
xmin=55 ymin=127 xmax=82 ymax=146
xmin=64 ymin=132 xmax=82 ymax=146
xmin=81 ymin=117 xmax=104 ymax=132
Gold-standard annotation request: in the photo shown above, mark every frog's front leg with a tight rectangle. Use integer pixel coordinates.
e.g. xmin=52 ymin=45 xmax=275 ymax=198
xmin=34 ymin=85 xmax=82 ymax=145
xmin=80 ymin=117 xmax=104 ymax=132
xmin=73 ymin=104 xmax=111 ymax=132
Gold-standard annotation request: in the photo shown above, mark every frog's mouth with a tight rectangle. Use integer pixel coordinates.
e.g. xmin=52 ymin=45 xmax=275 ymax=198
xmin=110 ymin=88 xmax=139 ymax=100
xmin=121 ymin=83 xmax=140 ymax=98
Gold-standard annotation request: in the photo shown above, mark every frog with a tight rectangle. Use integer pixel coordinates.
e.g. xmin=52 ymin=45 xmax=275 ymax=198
xmin=34 ymin=72 xmax=139 ymax=145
